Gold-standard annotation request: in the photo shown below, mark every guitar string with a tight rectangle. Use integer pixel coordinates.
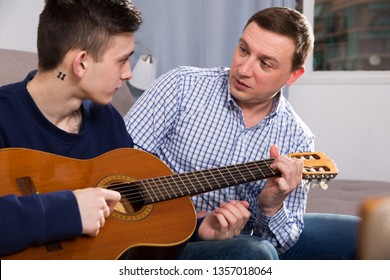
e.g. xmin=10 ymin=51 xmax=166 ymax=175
xmin=105 ymin=162 xmax=328 ymax=205
xmin=110 ymin=161 xmax=326 ymax=200
xmin=104 ymin=159 xmax=279 ymax=205
xmin=106 ymin=164 xmax=326 ymax=207
xmin=104 ymin=162 xmax=324 ymax=206
xmin=108 ymin=159 xmax=276 ymax=196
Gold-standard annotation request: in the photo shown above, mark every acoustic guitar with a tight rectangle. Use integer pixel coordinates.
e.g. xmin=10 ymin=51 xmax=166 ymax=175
xmin=0 ymin=147 xmax=337 ymax=260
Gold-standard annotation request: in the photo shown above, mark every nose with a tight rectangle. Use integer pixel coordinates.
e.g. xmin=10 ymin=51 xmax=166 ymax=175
xmin=238 ymin=57 xmax=255 ymax=77
xmin=122 ymin=60 xmax=132 ymax=81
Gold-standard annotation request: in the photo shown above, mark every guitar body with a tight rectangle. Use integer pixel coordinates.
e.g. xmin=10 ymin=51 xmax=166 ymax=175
xmin=0 ymin=148 xmax=196 ymax=260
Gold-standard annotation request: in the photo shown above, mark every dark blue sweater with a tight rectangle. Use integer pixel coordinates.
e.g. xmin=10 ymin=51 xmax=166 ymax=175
xmin=0 ymin=71 xmax=133 ymax=256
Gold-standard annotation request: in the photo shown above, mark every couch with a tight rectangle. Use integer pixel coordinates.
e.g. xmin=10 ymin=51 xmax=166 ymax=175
xmin=306 ymin=179 xmax=390 ymax=216
xmin=2 ymin=48 xmax=390 ymax=251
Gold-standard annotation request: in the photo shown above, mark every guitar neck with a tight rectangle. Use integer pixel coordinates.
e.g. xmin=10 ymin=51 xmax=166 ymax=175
xmin=117 ymin=159 xmax=279 ymax=205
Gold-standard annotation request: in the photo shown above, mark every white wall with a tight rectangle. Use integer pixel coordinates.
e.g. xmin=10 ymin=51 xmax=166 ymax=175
xmin=0 ymin=0 xmax=44 ymax=52
xmin=1 ymin=1 xmax=389 ymax=183
xmin=289 ymin=83 xmax=390 ymax=182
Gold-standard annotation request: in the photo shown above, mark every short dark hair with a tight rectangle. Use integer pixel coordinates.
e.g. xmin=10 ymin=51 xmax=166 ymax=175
xmin=245 ymin=7 xmax=314 ymax=70
xmin=37 ymin=0 xmax=143 ymax=71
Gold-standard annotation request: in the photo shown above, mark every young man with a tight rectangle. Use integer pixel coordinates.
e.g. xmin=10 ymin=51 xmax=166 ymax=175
xmin=0 ymin=0 xmax=142 ymax=257
xmin=125 ymin=7 xmax=359 ymax=259
xmin=1 ymin=1 xmax=279 ymax=260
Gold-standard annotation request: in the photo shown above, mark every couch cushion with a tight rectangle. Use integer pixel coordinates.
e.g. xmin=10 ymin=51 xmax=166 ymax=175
xmin=306 ymin=179 xmax=390 ymax=216
xmin=0 ymin=48 xmax=38 ymax=85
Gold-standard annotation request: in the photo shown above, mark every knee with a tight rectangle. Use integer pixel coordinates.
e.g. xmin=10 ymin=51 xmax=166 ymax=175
xmin=235 ymin=236 xmax=279 ymax=260
xmin=255 ymin=241 xmax=279 ymax=260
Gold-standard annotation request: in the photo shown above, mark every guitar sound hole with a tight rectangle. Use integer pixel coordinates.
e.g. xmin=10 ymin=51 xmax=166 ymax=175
xmin=108 ymin=182 xmax=145 ymax=214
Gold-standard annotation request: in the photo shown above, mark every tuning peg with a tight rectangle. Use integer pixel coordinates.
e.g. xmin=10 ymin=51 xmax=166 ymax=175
xmin=319 ymin=180 xmax=328 ymax=190
xmin=310 ymin=181 xmax=319 ymax=189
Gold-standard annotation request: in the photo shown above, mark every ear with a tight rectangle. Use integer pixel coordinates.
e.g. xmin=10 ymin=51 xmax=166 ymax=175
xmin=286 ymin=67 xmax=305 ymax=86
xmin=72 ymin=51 xmax=88 ymax=78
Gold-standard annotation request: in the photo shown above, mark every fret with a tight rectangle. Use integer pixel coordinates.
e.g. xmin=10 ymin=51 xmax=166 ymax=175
xmin=256 ymin=160 xmax=279 ymax=177
xmin=207 ymin=168 xmax=233 ymax=188
xmin=143 ymin=179 xmax=158 ymax=203
xmin=147 ymin=178 xmax=161 ymax=202
xmin=152 ymin=177 xmax=166 ymax=201
xmin=159 ymin=176 xmax=176 ymax=199
xmin=242 ymin=163 xmax=258 ymax=180
xmin=183 ymin=173 xmax=200 ymax=195
xmin=216 ymin=168 xmax=230 ymax=186
xmin=223 ymin=166 xmax=238 ymax=185
xmin=199 ymin=169 xmax=215 ymax=192
xmin=186 ymin=171 xmax=206 ymax=193
xmin=206 ymin=169 xmax=221 ymax=188
xmin=176 ymin=173 xmax=192 ymax=194
xmin=232 ymin=164 xmax=248 ymax=182
xmin=242 ymin=162 xmax=263 ymax=180
xmin=192 ymin=170 xmax=208 ymax=190
xmin=138 ymin=181 xmax=152 ymax=203
xmin=176 ymin=172 xmax=192 ymax=196
xmin=169 ymin=174 xmax=184 ymax=196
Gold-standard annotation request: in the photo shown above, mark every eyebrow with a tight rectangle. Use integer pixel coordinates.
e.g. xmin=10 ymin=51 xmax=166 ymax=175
xmin=119 ymin=51 xmax=134 ymax=60
xmin=239 ymin=38 xmax=279 ymax=66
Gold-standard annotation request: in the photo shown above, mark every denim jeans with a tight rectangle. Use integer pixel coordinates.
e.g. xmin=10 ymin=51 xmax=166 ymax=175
xmin=178 ymin=234 xmax=279 ymax=260
xmin=178 ymin=213 xmax=360 ymax=260
xmin=280 ymin=213 xmax=360 ymax=260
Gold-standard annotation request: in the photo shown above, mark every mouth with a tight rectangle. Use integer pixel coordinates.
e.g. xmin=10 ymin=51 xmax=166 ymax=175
xmin=233 ymin=77 xmax=250 ymax=91
xmin=113 ymin=84 xmax=122 ymax=94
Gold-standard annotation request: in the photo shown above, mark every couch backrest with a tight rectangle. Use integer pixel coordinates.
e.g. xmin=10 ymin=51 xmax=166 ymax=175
xmin=0 ymin=48 xmax=134 ymax=116
xmin=0 ymin=48 xmax=38 ymax=85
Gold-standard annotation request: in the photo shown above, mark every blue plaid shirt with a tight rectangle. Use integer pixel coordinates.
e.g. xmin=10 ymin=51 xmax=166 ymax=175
xmin=124 ymin=66 xmax=315 ymax=253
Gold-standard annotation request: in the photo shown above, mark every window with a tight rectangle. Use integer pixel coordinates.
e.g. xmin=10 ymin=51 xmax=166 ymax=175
xmin=295 ymin=0 xmax=390 ymax=84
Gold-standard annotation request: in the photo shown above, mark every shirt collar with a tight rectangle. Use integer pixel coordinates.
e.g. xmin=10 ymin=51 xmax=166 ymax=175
xmin=227 ymin=86 xmax=286 ymax=124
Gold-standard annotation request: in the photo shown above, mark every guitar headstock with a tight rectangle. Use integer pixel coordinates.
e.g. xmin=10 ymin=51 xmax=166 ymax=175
xmin=288 ymin=151 xmax=338 ymax=190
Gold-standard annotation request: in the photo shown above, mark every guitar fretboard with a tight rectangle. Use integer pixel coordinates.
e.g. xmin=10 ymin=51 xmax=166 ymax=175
xmin=112 ymin=159 xmax=279 ymax=205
